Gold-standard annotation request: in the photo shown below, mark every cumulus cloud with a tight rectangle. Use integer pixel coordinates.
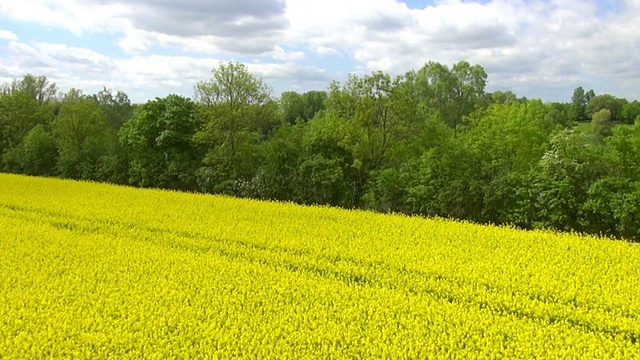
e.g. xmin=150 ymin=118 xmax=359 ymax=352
xmin=0 ymin=0 xmax=129 ymax=36
xmin=127 ymin=0 xmax=287 ymax=37
xmin=0 ymin=37 xmax=330 ymax=102
xmin=0 ymin=29 xmax=18 ymax=40
xmin=104 ymin=0 xmax=289 ymax=54
xmin=1 ymin=0 xmax=640 ymax=102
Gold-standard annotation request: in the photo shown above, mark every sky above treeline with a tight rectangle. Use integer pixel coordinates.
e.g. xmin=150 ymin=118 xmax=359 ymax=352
xmin=0 ymin=0 xmax=638 ymax=103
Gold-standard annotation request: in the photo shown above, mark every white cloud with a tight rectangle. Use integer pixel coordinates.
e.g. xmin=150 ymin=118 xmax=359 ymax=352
xmin=0 ymin=0 xmax=129 ymax=36
xmin=0 ymin=37 xmax=331 ymax=102
xmin=281 ymin=0 xmax=640 ymax=100
xmin=0 ymin=29 xmax=18 ymax=40
xmin=268 ymin=46 xmax=306 ymax=61
xmin=1 ymin=0 xmax=640 ymax=102
xmin=116 ymin=31 xmax=150 ymax=54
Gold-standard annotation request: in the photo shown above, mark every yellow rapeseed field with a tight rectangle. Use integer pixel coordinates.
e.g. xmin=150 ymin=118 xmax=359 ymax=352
xmin=1 ymin=173 xmax=640 ymax=358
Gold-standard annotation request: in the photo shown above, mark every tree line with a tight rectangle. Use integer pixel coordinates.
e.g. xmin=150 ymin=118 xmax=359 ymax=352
xmin=2 ymin=62 xmax=640 ymax=240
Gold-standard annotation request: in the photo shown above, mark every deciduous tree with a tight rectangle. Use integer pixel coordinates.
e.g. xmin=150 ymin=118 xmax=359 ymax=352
xmin=120 ymin=94 xmax=199 ymax=190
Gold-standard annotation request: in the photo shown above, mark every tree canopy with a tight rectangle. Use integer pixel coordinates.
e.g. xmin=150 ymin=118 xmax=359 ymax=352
xmin=2 ymin=63 xmax=640 ymax=241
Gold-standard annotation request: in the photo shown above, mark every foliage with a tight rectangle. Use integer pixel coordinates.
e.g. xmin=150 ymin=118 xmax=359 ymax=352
xmin=119 ymin=94 xmax=199 ymax=190
xmin=280 ymin=90 xmax=327 ymax=124
xmin=0 ymin=87 xmax=55 ymax=170
xmin=2 ymin=65 xmax=640 ymax=240
xmin=586 ymin=94 xmax=626 ymax=122
xmin=194 ymin=62 xmax=276 ymax=196
xmin=296 ymin=112 xmax=354 ymax=207
xmin=0 ymin=74 xmax=57 ymax=105
xmin=90 ymin=87 xmax=134 ymax=129
xmin=15 ymin=124 xmax=58 ymax=176
xmin=534 ymin=129 xmax=620 ymax=232
xmin=415 ymin=61 xmax=487 ymax=129
xmin=52 ymin=93 xmax=113 ymax=179
xmin=621 ymin=100 xmax=640 ymax=124
xmin=570 ymin=86 xmax=595 ymax=122
xmin=591 ymin=108 xmax=613 ymax=139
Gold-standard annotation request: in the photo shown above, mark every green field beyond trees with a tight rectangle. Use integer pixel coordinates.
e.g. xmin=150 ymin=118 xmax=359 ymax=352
xmin=2 ymin=174 xmax=640 ymax=358
xmin=1 ymin=62 xmax=640 ymax=240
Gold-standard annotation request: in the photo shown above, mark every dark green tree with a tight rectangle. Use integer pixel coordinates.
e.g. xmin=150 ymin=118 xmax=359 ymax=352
xmin=534 ymin=130 xmax=619 ymax=232
xmin=487 ymin=90 xmax=519 ymax=105
xmin=91 ymin=87 xmax=133 ymax=129
xmin=570 ymin=86 xmax=588 ymax=122
xmin=1 ymin=74 xmax=57 ymax=105
xmin=119 ymin=94 xmax=199 ymax=190
xmin=53 ymin=91 xmax=113 ymax=179
xmin=621 ymin=100 xmax=640 ymax=125
xmin=0 ymin=76 xmax=58 ymax=172
xmin=16 ymin=124 xmax=58 ymax=176
xmin=194 ymin=62 xmax=276 ymax=195
xmin=280 ymin=91 xmax=303 ymax=124
xmin=0 ymin=89 xmax=42 ymax=170
xmin=586 ymin=94 xmax=625 ymax=122
xmin=580 ymin=177 xmax=640 ymax=239
xmin=255 ymin=122 xmax=304 ymax=201
xmin=280 ymin=90 xmax=328 ymax=125
xmin=296 ymin=112 xmax=354 ymax=207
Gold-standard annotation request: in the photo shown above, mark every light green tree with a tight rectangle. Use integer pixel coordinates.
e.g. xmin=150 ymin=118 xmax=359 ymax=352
xmin=193 ymin=62 xmax=277 ymax=195
xmin=415 ymin=61 xmax=487 ymax=129
xmin=591 ymin=108 xmax=613 ymax=139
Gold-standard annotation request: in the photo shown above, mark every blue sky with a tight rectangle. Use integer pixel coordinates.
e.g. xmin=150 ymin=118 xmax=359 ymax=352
xmin=1 ymin=0 xmax=638 ymax=103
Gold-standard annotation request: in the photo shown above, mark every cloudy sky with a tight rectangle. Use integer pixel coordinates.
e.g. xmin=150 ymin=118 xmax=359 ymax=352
xmin=0 ymin=0 xmax=638 ymax=103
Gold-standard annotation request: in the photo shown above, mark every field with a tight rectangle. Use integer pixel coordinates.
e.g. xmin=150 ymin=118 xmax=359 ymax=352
xmin=2 ymin=174 xmax=640 ymax=358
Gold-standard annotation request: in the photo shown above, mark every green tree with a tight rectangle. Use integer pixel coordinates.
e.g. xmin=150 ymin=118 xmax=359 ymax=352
xmin=255 ymin=122 xmax=304 ymax=201
xmin=120 ymin=94 xmax=199 ymax=190
xmin=280 ymin=90 xmax=328 ymax=125
xmin=487 ymin=90 xmax=519 ymax=105
xmin=621 ymin=100 xmax=640 ymax=125
xmin=465 ymin=100 xmax=557 ymax=226
xmin=53 ymin=92 xmax=113 ymax=179
xmin=194 ymin=62 xmax=276 ymax=195
xmin=325 ymin=71 xmax=425 ymax=209
xmin=296 ymin=112 xmax=354 ymax=207
xmin=570 ymin=86 xmax=589 ymax=122
xmin=91 ymin=87 xmax=133 ymax=129
xmin=607 ymin=119 xmax=640 ymax=181
xmin=546 ymin=102 xmax=574 ymax=128
xmin=408 ymin=100 xmax=556 ymax=226
xmin=415 ymin=61 xmax=487 ymax=129
xmin=580 ymin=177 xmax=640 ymax=239
xmin=591 ymin=108 xmax=613 ymax=139
xmin=17 ymin=124 xmax=58 ymax=176
xmin=0 ymin=89 xmax=42 ymax=169
xmin=280 ymin=91 xmax=303 ymax=124
xmin=300 ymin=91 xmax=327 ymax=121
xmin=597 ymin=121 xmax=640 ymax=239
xmin=586 ymin=94 xmax=625 ymax=122
xmin=407 ymin=132 xmax=482 ymax=220
xmin=0 ymin=76 xmax=58 ymax=172
xmin=1 ymin=74 xmax=57 ymax=105
xmin=362 ymin=74 xmax=442 ymax=212
xmin=534 ymin=130 xmax=619 ymax=232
